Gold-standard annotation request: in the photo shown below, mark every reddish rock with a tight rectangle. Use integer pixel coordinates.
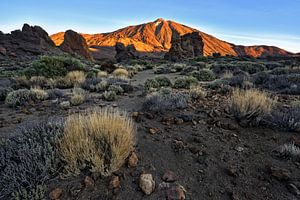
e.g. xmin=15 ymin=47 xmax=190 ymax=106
xmin=166 ymin=186 xmax=186 ymax=200
xmin=162 ymin=171 xmax=178 ymax=182
xmin=128 ymin=151 xmax=138 ymax=168
xmin=109 ymin=175 xmax=120 ymax=189
xmin=60 ymin=30 xmax=93 ymax=60
xmin=49 ymin=188 xmax=63 ymax=200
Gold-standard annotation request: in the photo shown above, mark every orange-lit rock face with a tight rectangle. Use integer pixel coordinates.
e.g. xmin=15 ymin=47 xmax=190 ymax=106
xmin=50 ymin=18 xmax=292 ymax=58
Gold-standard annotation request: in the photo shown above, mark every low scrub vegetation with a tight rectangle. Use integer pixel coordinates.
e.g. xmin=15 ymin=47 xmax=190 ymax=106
xmin=59 ymin=108 xmax=135 ymax=176
xmin=173 ymin=76 xmax=198 ymax=89
xmin=190 ymin=69 xmax=215 ymax=81
xmin=23 ymin=55 xmax=85 ymax=78
xmin=230 ymin=88 xmax=276 ymax=126
xmin=112 ymin=68 xmax=129 ymax=78
xmin=143 ymin=88 xmax=189 ymax=112
xmin=70 ymin=88 xmax=86 ymax=106
xmin=65 ymin=71 xmax=86 ymax=87
xmin=0 ymin=119 xmax=64 ymax=200
xmin=5 ymin=89 xmax=35 ymax=107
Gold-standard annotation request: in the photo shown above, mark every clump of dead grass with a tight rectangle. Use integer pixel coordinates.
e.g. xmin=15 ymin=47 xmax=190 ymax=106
xmin=230 ymin=88 xmax=276 ymax=126
xmin=59 ymin=108 xmax=135 ymax=176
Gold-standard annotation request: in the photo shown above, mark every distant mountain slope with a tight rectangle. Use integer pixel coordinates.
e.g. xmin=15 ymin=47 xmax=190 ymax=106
xmin=51 ymin=18 xmax=293 ymax=57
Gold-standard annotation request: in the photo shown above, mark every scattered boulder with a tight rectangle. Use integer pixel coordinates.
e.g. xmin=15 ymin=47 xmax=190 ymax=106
xmin=60 ymin=30 xmax=93 ymax=60
xmin=109 ymin=175 xmax=120 ymax=189
xmin=115 ymin=42 xmax=139 ymax=62
xmin=0 ymin=24 xmax=58 ymax=57
xmin=128 ymin=151 xmax=138 ymax=168
xmin=139 ymin=173 xmax=155 ymax=195
xmin=166 ymin=185 xmax=186 ymax=200
xmin=165 ymin=32 xmax=204 ymax=61
xmin=162 ymin=171 xmax=178 ymax=182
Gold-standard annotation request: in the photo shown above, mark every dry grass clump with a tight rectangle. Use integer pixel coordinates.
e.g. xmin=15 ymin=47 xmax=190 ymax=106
xmin=65 ymin=71 xmax=86 ymax=87
xmin=189 ymin=86 xmax=206 ymax=100
xmin=230 ymin=88 xmax=276 ymax=126
xmin=70 ymin=88 xmax=86 ymax=106
xmin=30 ymin=87 xmax=49 ymax=100
xmin=112 ymin=68 xmax=129 ymax=78
xmin=97 ymin=70 xmax=108 ymax=78
xmin=59 ymin=108 xmax=135 ymax=176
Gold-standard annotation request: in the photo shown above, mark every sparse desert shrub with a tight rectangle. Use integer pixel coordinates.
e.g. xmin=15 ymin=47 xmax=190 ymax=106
xmin=265 ymin=62 xmax=284 ymax=70
xmin=144 ymin=79 xmax=159 ymax=91
xmin=65 ymin=71 xmax=86 ymax=87
xmin=107 ymin=76 xmax=129 ymax=85
xmin=59 ymin=108 xmax=135 ymax=176
xmin=81 ymin=77 xmax=102 ymax=91
xmin=0 ymin=119 xmax=64 ymax=199
xmin=30 ymin=76 xmax=48 ymax=88
xmin=70 ymin=88 xmax=86 ymax=106
xmin=154 ymin=76 xmax=172 ymax=87
xmin=108 ymin=85 xmax=124 ymax=94
xmin=95 ymin=80 xmax=108 ymax=92
xmin=48 ymin=88 xmax=64 ymax=99
xmin=14 ymin=75 xmax=31 ymax=89
xmin=53 ymin=77 xmax=73 ymax=89
xmin=253 ymin=71 xmax=269 ymax=85
xmin=173 ymin=76 xmax=198 ymax=89
xmin=112 ymin=68 xmax=129 ymax=78
xmin=143 ymin=90 xmax=189 ymax=112
xmin=263 ymin=75 xmax=291 ymax=91
xmin=31 ymin=87 xmax=49 ymax=100
xmin=24 ymin=55 xmax=84 ymax=78
xmin=229 ymin=73 xmax=252 ymax=89
xmin=221 ymin=71 xmax=234 ymax=80
xmin=212 ymin=61 xmax=266 ymax=74
xmin=173 ymin=63 xmax=187 ymax=72
xmin=5 ymin=89 xmax=35 ymax=107
xmin=270 ymin=67 xmax=289 ymax=75
xmin=60 ymin=101 xmax=71 ymax=109
xmin=97 ymin=70 xmax=108 ymax=78
xmin=263 ymin=108 xmax=300 ymax=132
xmin=154 ymin=65 xmax=171 ymax=74
xmin=190 ymin=69 xmax=215 ymax=81
xmin=230 ymin=88 xmax=276 ymax=126
xmin=189 ymin=86 xmax=206 ymax=100
xmin=103 ymin=91 xmax=117 ymax=101
xmin=0 ymin=87 xmax=13 ymax=101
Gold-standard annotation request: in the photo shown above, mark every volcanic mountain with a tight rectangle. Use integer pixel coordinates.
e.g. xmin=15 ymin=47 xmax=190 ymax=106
xmin=51 ymin=18 xmax=293 ymax=58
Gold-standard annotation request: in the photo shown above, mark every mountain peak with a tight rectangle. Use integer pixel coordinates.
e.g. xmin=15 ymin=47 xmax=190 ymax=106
xmin=154 ymin=18 xmax=166 ymax=23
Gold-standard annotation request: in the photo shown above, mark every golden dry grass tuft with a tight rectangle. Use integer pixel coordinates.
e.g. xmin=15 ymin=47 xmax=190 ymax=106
xmin=97 ymin=70 xmax=108 ymax=78
xmin=65 ymin=71 xmax=86 ymax=87
xmin=30 ymin=87 xmax=49 ymax=100
xmin=230 ymin=88 xmax=276 ymax=125
xmin=59 ymin=108 xmax=135 ymax=176
xmin=112 ymin=68 xmax=129 ymax=78
xmin=70 ymin=88 xmax=86 ymax=106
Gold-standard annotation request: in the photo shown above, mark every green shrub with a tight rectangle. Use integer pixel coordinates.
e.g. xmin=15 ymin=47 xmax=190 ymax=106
xmin=190 ymin=69 xmax=215 ymax=81
xmin=108 ymin=85 xmax=124 ymax=94
xmin=23 ymin=56 xmax=85 ymax=78
xmin=173 ymin=76 xmax=198 ymax=89
xmin=5 ymin=89 xmax=35 ymax=107
xmin=144 ymin=79 xmax=160 ymax=91
xmin=103 ymin=91 xmax=117 ymax=101
xmin=154 ymin=76 xmax=172 ymax=87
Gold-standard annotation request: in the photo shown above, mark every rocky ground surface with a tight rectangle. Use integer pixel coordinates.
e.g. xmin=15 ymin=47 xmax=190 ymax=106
xmin=1 ymin=65 xmax=300 ymax=200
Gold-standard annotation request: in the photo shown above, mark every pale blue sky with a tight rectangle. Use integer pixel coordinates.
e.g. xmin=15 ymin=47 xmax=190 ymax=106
xmin=1 ymin=0 xmax=300 ymax=52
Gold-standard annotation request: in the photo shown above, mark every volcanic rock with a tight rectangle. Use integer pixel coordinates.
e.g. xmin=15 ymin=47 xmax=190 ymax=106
xmin=164 ymin=32 xmax=204 ymax=61
xmin=115 ymin=42 xmax=139 ymax=62
xmin=60 ymin=30 xmax=93 ymax=60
